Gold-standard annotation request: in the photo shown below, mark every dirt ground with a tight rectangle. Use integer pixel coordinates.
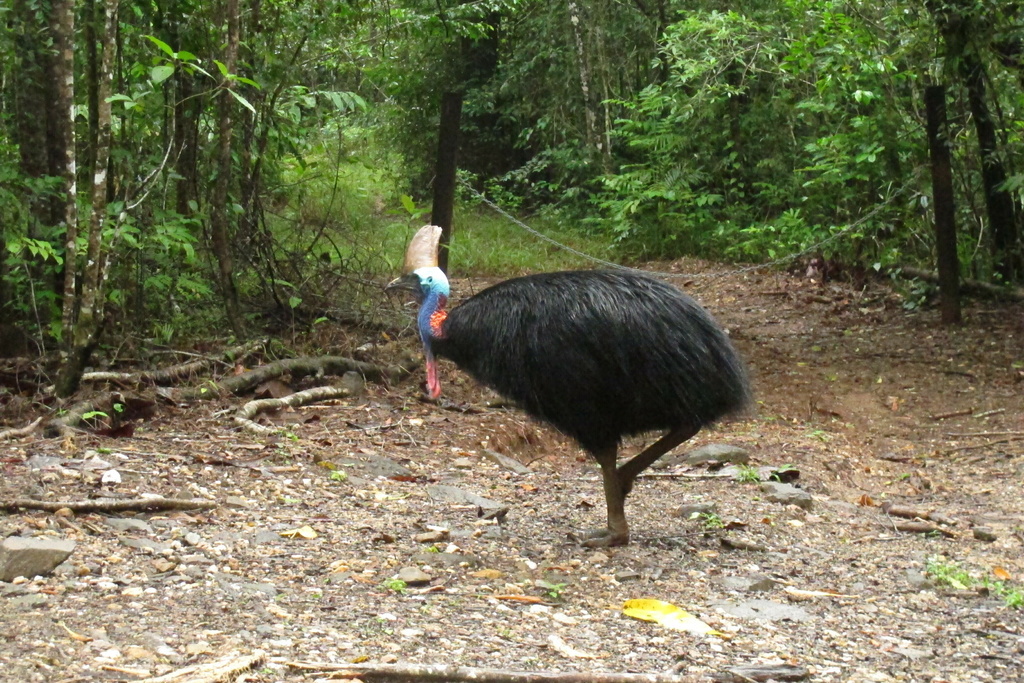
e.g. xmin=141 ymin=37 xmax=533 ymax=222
xmin=1 ymin=261 xmax=1023 ymax=683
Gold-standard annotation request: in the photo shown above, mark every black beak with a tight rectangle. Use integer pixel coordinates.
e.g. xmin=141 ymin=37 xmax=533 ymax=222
xmin=385 ymin=272 xmax=420 ymax=294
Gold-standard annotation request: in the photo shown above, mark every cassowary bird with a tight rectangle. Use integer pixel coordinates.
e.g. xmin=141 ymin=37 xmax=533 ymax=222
xmin=387 ymin=225 xmax=750 ymax=547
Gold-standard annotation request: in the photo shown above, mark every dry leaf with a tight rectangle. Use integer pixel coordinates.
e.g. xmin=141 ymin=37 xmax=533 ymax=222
xmin=470 ymin=569 xmax=503 ymax=579
xmin=279 ymin=525 xmax=318 ymax=539
xmin=857 ymin=494 xmax=876 ymax=507
xmin=993 ymin=566 xmax=1012 ymax=581
xmin=622 ymin=598 xmax=726 ymax=637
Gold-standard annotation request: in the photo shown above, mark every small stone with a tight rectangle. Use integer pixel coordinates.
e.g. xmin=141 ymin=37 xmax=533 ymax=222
xmin=614 ymin=569 xmax=642 ymax=582
xmin=225 ymin=496 xmax=249 ymax=508
xmin=412 ymin=529 xmax=449 ymax=544
xmin=104 ymin=518 xmax=152 ymax=533
xmin=425 ymin=484 xmax=504 ymax=510
xmin=396 ymin=566 xmax=432 ymax=585
xmin=972 ymin=526 xmax=997 ymax=542
xmin=905 ymin=570 xmax=933 ymax=590
xmin=183 ymin=532 xmax=203 ymax=547
xmin=674 ymin=502 xmax=718 ymax=518
xmin=760 ymin=482 xmax=813 ymax=510
xmin=588 ymin=552 xmax=610 ymax=564
xmin=0 ymin=537 xmax=76 ymax=582
xmin=717 ymin=574 xmax=777 ymax=592
xmin=482 ymin=450 xmax=532 ymax=474
xmin=452 ymin=458 xmax=474 ymax=469
xmin=682 ymin=444 xmax=751 ymax=466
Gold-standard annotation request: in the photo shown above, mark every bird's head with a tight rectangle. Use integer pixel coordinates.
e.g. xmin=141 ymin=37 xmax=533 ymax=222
xmin=385 ymin=266 xmax=450 ymax=303
xmin=387 ymin=225 xmax=449 ymax=399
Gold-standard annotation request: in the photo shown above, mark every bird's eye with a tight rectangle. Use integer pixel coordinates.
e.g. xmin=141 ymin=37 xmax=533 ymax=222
xmin=425 ymin=276 xmax=433 ymax=284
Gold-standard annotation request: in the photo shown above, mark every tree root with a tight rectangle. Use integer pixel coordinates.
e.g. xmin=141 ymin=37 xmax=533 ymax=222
xmin=0 ymin=496 xmax=218 ymax=514
xmin=235 ymin=384 xmax=361 ymax=434
xmin=0 ymin=417 xmax=43 ymax=441
xmin=183 ymin=355 xmax=413 ymax=400
xmin=81 ymin=340 xmax=267 ymax=387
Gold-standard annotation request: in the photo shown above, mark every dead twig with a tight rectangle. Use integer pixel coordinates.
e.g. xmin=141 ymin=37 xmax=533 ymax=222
xmin=82 ymin=340 xmax=266 ymax=387
xmin=0 ymin=496 xmax=217 ymax=514
xmin=137 ymin=650 xmax=265 ymax=683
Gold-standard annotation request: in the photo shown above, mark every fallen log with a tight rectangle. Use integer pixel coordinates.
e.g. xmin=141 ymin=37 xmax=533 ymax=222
xmin=896 ymin=266 xmax=1024 ymax=302
xmin=0 ymin=496 xmax=217 ymax=514
xmin=285 ymin=661 xmax=704 ymax=683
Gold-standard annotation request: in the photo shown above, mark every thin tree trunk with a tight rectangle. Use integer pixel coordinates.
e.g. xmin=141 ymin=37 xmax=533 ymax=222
xmin=567 ymin=0 xmax=599 ymax=155
xmin=431 ymin=92 xmax=462 ymax=274
xmin=925 ymin=85 xmax=961 ymax=325
xmin=55 ymin=0 xmax=119 ymax=398
xmin=209 ymin=0 xmax=245 ymax=337
xmin=52 ymin=0 xmax=79 ymax=347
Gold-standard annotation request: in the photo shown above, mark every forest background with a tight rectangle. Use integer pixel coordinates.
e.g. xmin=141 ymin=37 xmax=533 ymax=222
xmin=2 ymin=0 xmax=1023 ymax=395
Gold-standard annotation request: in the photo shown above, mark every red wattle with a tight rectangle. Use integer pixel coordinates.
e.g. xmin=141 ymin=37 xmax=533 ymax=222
xmin=426 ymin=357 xmax=442 ymax=399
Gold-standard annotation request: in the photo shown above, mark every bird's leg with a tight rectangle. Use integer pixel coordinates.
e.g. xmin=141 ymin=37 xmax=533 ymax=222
xmin=582 ymin=447 xmax=630 ymax=548
xmin=617 ymin=424 xmax=700 ymax=497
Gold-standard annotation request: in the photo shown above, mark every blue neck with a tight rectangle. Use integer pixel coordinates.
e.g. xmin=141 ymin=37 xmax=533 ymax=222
xmin=417 ymin=289 xmax=446 ymax=346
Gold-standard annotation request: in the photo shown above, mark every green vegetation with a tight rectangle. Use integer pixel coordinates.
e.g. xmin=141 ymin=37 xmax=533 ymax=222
xmin=734 ymin=465 xmax=762 ymax=484
xmin=927 ymin=557 xmax=1024 ymax=609
xmin=1 ymin=0 xmax=1022 ymax=367
xmin=380 ymin=578 xmax=408 ymax=595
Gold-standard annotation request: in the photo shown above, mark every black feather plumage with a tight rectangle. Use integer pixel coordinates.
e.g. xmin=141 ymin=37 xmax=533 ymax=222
xmin=432 ymin=270 xmax=750 ymax=454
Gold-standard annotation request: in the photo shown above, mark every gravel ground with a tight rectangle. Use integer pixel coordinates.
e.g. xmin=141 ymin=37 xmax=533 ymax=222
xmin=1 ymin=263 xmax=1022 ymax=682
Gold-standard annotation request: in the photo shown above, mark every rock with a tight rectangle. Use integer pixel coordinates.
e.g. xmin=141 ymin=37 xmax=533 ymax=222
xmin=614 ymin=569 xmax=642 ymax=582
xmin=452 ymin=458 xmax=474 ymax=469
xmin=340 ymin=370 xmax=365 ymax=395
xmin=225 ymin=496 xmax=249 ymax=508
xmin=103 ymin=517 xmax=153 ymax=533
xmin=412 ymin=552 xmax=478 ymax=568
xmin=905 ymin=570 xmax=933 ymax=591
xmin=396 ymin=566 xmax=432 ymax=585
xmin=0 ymin=537 xmax=77 ymax=582
xmin=674 ymin=501 xmax=718 ymax=518
xmin=972 ymin=526 xmax=997 ymax=542
xmin=681 ymin=443 xmax=751 ymax=466
xmin=717 ymin=574 xmax=777 ymax=592
xmin=482 ymin=450 xmax=532 ymax=475
xmin=425 ymin=484 xmax=504 ymax=510
xmin=412 ymin=529 xmax=449 ymax=543
xmin=331 ymin=453 xmax=412 ymax=479
xmin=712 ymin=599 xmax=812 ymax=622
xmin=760 ymin=481 xmax=813 ymax=510
xmin=121 ymin=538 xmax=173 ymax=554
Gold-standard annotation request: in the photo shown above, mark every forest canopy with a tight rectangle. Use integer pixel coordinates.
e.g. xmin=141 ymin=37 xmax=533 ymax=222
xmin=1 ymin=0 xmax=1023 ymax=391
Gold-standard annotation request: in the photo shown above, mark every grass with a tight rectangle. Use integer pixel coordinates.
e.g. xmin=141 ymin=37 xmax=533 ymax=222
xmin=926 ymin=557 xmax=1023 ymax=608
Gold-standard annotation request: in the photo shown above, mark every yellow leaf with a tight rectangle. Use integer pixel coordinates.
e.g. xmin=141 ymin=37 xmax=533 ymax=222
xmin=622 ymin=599 xmax=726 ymax=638
xmin=279 ymin=525 xmax=318 ymax=539
xmin=992 ymin=566 xmax=1012 ymax=581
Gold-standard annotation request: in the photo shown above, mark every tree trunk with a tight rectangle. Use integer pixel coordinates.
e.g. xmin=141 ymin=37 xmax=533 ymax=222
xmin=925 ymin=85 xmax=961 ymax=325
xmin=209 ymin=0 xmax=245 ymax=337
xmin=567 ymin=1 xmax=599 ymax=156
xmin=52 ymin=0 xmax=79 ymax=349
xmin=937 ymin=7 xmax=1020 ymax=281
xmin=55 ymin=0 xmax=120 ymax=398
xmin=431 ymin=92 xmax=462 ymax=274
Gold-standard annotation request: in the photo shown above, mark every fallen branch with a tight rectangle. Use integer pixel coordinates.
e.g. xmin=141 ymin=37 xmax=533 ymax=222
xmin=0 ymin=496 xmax=217 ymax=514
xmin=235 ymin=385 xmax=359 ymax=434
xmin=183 ymin=355 xmax=412 ymax=400
xmin=896 ymin=266 xmax=1024 ymax=301
xmin=138 ymin=650 xmax=265 ymax=683
xmin=0 ymin=416 xmax=43 ymax=441
xmin=890 ymin=520 xmax=956 ymax=538
xmin=82 ymin=340 xmax=266 ymax=387
xmin=285 ymin=661 xmax=703 ymax=683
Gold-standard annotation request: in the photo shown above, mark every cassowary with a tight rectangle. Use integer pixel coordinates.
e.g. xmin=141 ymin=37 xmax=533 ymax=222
xmin=387 ymin=225 xmax=750 ymax=547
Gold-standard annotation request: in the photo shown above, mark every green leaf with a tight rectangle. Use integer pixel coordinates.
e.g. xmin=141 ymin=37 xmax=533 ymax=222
xmin=150 ymin=65 xmax=175 ymax=84
xmin=288 ymin=296 xmax=302 ymax=309
xmin=214 ymin=59 xmax=229 ymax=77
xmin=234 ymin=76 xmax=262 ymax=89
xmin=144 ymin=35 xmax=175 ymax=57
xmin=176 ymin=50 xmax=198 ymax=61
xmin=228 ymin=88 xmax=256 ymax=114
xmin=400 ymin=195 xmax=417 ymax=214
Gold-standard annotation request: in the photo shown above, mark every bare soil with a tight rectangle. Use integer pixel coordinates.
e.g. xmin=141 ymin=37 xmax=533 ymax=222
xmin=1 ymin=262 xmax=1023 ymax=683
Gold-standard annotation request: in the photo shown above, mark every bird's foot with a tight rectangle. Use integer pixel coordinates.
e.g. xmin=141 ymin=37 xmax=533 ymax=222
xmin=579 ymin=528 xmax=629 ymax=548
